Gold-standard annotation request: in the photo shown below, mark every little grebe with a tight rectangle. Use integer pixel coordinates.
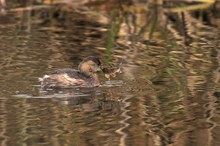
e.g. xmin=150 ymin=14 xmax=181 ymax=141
xmin=39 ymin=56 xmax=101 ymax=89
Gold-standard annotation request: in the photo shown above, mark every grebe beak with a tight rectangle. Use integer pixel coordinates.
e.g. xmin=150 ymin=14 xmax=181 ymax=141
xmin=97 ymin=67 xmax=101 ymax=72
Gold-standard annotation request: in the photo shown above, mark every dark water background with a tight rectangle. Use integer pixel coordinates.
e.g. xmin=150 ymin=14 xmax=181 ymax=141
xmin=0 ymin=0 xmax=220 ymax=146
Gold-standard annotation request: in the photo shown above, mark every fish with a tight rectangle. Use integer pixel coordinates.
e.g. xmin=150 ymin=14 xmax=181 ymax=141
xmin=101 ymin=63 xmax=122 ymax=80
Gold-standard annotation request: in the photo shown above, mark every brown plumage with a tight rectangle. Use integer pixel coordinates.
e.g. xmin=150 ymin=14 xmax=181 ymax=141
xmin=39 ymin=56 xmax=101 ymax=89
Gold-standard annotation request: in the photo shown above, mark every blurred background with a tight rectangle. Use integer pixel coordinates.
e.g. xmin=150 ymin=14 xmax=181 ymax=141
xmin=0 ymin=0 xmax=220 ymax=146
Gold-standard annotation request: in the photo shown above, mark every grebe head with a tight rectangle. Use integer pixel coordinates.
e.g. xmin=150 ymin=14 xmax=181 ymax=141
xmin=78 ymin=56 xmax=101 ymax=76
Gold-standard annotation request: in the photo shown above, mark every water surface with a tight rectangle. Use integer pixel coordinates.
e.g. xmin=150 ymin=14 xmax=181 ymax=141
xmin=0 ymin=1 xmax=220 ymax=146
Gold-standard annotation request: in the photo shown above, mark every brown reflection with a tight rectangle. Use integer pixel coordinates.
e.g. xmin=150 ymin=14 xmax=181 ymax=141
xmin=116 ymin=94 xmax=131 ymax=146
xmin=0 ymin=99 xmax=7 ymax=146
xmin=1 ymin=91 xmax=123 ymax=146
xmin=0 ymin=1 xmax=220 ymax=146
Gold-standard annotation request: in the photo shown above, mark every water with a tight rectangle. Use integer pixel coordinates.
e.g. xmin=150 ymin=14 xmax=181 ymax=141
xmin=0 ymin=1 xmax=220 ymax=146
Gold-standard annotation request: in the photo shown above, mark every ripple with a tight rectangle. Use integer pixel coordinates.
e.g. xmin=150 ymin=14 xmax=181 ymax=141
xmin=101 ymin=80 xmax=124 ymax=87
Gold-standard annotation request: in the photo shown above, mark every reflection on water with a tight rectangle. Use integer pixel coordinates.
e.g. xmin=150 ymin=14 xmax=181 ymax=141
xmin=1 ymin=0 xmax=220 ymax=146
